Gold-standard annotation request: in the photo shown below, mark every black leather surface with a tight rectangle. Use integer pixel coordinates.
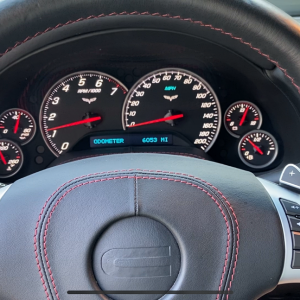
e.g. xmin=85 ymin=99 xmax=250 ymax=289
xmin=0 ymin=1 xmax=294 ymax=298
xmin=0 ymin=154 xmax=284 ymax=300
xmin=93 ymin=217 xmax=181 ymax=300
xmin=0 ymin=0 xmax=299 ymax=84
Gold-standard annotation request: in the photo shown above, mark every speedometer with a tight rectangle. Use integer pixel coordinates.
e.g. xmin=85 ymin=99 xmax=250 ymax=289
xmin=122 ymin=68 xmax=221 ymax=151
xmin=40 ymin=71 xmax=127 ymax=156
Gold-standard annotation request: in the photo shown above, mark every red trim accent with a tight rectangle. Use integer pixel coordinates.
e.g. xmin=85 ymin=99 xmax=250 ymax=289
xmin=247 ymin=138 xmax=263 ymax=155
xmin=128 ymin=114 xmax=184 ymax=127
xmin=239 ymin=106 xmax=249 ymax=126
xmin=0 ymin=11 xmax=299 ymax=95
xmin=13 ymin=114 xmax=20 ymax=134
xmin=47 ymin=116 xmax=101 ymax=131
xmin=35 ymin=168 xmax=239 ymax=300
xmin=0 ymin=150 xmax=7 ymax=165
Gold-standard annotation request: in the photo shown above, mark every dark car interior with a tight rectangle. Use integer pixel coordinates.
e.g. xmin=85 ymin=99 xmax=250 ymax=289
xmin=0 ymin=0 xmax=300 ymax=299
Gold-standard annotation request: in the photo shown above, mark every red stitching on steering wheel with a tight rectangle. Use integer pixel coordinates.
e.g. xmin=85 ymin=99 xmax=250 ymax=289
xmin=0 ymin=11 xmax=299 ymax=94
xmin=35 ymin=169 xmax=239 ymax=300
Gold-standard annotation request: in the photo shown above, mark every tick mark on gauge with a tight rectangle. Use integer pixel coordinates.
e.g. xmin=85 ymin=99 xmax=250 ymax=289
xmin=224 ymin=101 xmax=262 ymax=138
xmin=238 ymin=130 xmax=278 ymax=169
xmin=123 ymin=68 xmax=221 ymax=152
xmin=40 ymin=71 xmax=128 ymax=156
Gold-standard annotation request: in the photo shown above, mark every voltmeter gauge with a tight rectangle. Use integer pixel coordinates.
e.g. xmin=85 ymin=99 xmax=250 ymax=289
xmin=0 ymin=109 xmax=36 ymax=145
xmin=238 ymin=130 xmax=278 ymax=169
xmin=0 ymin=140 xmax=23 ymax=178
xmin=224 ymin=101 xmax=262 ymax=138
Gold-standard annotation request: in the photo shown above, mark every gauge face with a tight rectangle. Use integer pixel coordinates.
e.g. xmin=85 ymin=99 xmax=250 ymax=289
xmin=0 ymin=140 xmax=23 ymax=178
xmin=40 ymin=71 xmax=128 ymax=156
xmin=238 ymin=130 xmax=278 ymax=169
xmin=0 ymin=109 xmax=36 ymax=145
xmin=122 ymin=68 xmax=221 ymax=152
xmin=224 ymin=101 xmax=262 ymax=138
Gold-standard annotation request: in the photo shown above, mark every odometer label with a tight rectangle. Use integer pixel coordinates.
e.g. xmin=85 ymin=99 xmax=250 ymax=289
xmin=90 ymin=134 xmax=173 ymax=148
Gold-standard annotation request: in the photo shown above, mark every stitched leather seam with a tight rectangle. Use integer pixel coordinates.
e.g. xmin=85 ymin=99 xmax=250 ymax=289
xmin=134 ymin=174 xmax=138 ymax=215
xmin=58 ymin=152 xmax=205 ymax=166
xmin=0 ymin=11 xmax=299 ymax=94
xmin=42 ymin=175 xmax=231 ymax=300
xmin=145 ymin=171 xmax=240 ymax=300
xmin=35 ymin=168 xmax=239 ymax=300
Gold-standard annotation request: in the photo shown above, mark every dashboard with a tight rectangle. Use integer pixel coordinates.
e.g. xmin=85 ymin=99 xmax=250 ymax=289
xmin=0 ymin=28 xmax=299 ymax=182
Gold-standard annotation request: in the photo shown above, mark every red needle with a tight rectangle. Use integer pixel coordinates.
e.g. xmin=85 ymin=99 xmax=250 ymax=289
xmin=14 ymin=114 xmax=20 ymax=134
xmin=239 ymin=106 xmax=249 ymax=126
xmin=0 ymin=151 xmax=7 ymax=165
xmin=47 ymin=116 xmax=101 ymax=131
xmin=128 ymin=114 xmax=184 ymax=128
xmin=247 ymin=139 xmax=263 ymax=155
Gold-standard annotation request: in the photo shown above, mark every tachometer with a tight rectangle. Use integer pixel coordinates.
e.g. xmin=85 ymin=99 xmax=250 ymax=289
xmin=122 ymin=68 xmax=221 ymax=152
xmin=40 ymin=71 xmax=127 ymax=156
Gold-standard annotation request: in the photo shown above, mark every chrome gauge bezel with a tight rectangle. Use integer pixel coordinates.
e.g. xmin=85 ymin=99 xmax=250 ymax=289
xmin=122 ymin=68 xmax=222 ymax=152
xmin=0 ymin=108 xmax=37 ymax=145
xmin=39 ymin=70 xmax=128 ymax=157
xmin=238 ymin=130 xmax=278 ymax=169
xmin=224 ymin=101 xmax=263 ymax=138
xmin=0 ymin=139 xmax=24 ymax=178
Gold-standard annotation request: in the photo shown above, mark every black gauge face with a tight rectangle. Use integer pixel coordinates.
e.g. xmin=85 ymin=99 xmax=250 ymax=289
xmin=40 ymin=71 xmax=128 ymax=156
xmin=0 ymin=109 xmax=36 ymax=145
xmin=123 ymin=68 xmax=221 ymax=152
xmin=238 ymin=130 xmax=278 ymax=169
xmin=0 ymin=140 xmax=23 ymax=178
xmin=224 ymin=101 xmax=262 ymax=138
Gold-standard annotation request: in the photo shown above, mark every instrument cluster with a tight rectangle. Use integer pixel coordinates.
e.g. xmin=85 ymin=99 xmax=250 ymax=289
xmin=0 ymin=67 xmax=282 ymax=179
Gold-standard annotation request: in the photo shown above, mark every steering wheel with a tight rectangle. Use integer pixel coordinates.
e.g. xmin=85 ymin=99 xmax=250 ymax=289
xmin=0 ymin=0 xmax=299 ymax=299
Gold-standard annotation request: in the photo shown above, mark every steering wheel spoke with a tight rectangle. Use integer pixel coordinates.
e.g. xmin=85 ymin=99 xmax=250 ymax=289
xmin=259 ymin=178 xmax=300 ymax=283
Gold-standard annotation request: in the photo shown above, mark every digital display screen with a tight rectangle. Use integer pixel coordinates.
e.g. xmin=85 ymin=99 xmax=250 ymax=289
xmin=90 ymin=134 xmax=173 ymax=148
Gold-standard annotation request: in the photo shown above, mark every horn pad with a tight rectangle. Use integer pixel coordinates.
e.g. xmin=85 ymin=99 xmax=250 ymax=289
xmin=93 ymin=216 xmax=181 ymax=300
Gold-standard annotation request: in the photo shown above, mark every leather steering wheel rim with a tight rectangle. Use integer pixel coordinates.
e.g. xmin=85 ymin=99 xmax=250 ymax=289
xmin=0 ymin=0 xmax=300 ymax=96
xmin=0 ymin=1 xmax=299 ymax=299
xmin=0 ymin=153 xmax=285 ymax=300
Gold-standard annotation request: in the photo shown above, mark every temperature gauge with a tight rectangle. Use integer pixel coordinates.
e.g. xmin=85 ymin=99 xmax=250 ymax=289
xmin=238 ymin=130 xmax=278 ymax=169
xmin=0 ymin=109 xmax=36 ymax=145
xmin=224 ymin=101 xmax=262 ymax=138
xmin=0 ymin=140 xmax=23 ymax=178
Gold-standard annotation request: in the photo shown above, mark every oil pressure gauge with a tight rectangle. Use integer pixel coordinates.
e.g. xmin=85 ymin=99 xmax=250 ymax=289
xmin=238 ymin=130 xmax=278 ymax=169
xmin=0 ymin=109 xmax=36 ymax=145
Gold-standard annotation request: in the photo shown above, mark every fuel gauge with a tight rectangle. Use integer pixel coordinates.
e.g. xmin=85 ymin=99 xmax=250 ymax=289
xmin=224 ymin=101 xmax=262 ymax=138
